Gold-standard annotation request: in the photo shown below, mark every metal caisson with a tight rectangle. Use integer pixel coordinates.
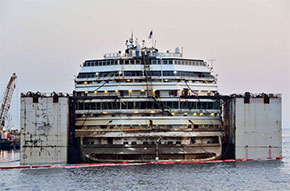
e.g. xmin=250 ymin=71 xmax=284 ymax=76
xmin=224 ymin=93 xmax=282 ymax=160
xmin=20 ymin=92 xmax=69 ymax=165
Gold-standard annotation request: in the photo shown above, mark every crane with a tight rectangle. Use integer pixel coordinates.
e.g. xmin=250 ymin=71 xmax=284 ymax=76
xmin=0 ymin=73 xmax=17 ymax=131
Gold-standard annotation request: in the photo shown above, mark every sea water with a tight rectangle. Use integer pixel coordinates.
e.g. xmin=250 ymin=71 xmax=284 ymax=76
xmin=0 ymin=129 xmax=290 ymax=191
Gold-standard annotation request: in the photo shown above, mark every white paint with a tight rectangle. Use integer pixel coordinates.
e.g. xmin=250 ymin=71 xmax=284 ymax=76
xmin=233 ymin=97 xmax=282 ymax=159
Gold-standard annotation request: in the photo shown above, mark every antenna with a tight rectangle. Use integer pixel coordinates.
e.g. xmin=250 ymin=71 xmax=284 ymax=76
xmin=207 ymin=59 xmax=217 ymax=71
xmin=181 ymin=47 xmax=183 ymax=57
xmin=129 ymin=32 xmax=134 ymax=45
xmin=148 ymin=30 xmax=153 ymax=47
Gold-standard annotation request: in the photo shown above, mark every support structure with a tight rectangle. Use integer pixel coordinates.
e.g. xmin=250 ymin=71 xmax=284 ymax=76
xmin=0 ymin=73 xmax=17 ymax=130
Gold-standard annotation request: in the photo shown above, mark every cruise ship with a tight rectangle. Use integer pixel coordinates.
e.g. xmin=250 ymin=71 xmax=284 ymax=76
xmin=73 ymin=34 xmax=223 ymax=162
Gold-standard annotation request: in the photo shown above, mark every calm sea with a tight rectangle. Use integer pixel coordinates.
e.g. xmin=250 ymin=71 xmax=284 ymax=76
xmin=0 ymin=129 xmax=290 ymax=191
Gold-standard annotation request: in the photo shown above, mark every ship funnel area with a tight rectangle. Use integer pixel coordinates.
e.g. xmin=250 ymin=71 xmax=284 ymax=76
xmin=104 ymin=33 xmax=182 ymax=59
xmin=124 ymin=33 xmax=159 ymax=59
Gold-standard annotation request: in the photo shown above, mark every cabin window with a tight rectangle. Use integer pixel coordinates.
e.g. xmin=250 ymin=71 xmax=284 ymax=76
xmin=176 ymin=141 xmax=181 ymax=144
xmin=152 ymin=71 xmax=161 ymax=76
xmin=202 ymin=102 xmax=207 ymax=109
xmin=77 ymin=102 xmax=84 ymax=110
xmin=180 ymin=102 xmax=187 ymax=109
xmin=84 ymin=103 xmax=90 ymax=110
xmin=135 ymin=102 xmax=141 ymax=109
xmin=213 ymin=101 xmax=220 ymax=109
xmin=189 ymin=102 xmax=196 ymax=109
xmin=101 ymin=102 xmax=108 ymax=110
xmin=96 ymin=102 xmax=100 ymax=110
xmin=172 ymin=102 xmax=178 ymax=109
xmin=131 ymin=142 xmax=137 ymax=145
xmin=169 ymin=91 xmax=174 ymax=96
xmin=197 ymin=102 xmax=202 ymax=109
xmin=191 ymin=137 xmax=196 ymax=144
xmin=128 ymin=102 xmax=134 ymax=109
xmin=211 ymin=136 xmax=219 ymax=144
xmin=123 ymin=142 xmax=128 ymax=145
xmin=91 ymin=102 xmax=96 ymax=110
xmin=147 ymin=102 xmax=153 ymax=109
xmin=121 ymin=102 xmax=127 ymax=109
xmin=75 ymin=101 xmax=220 ymax=111
xmin=208 ymin=102 xmax=213 ymax=109
xmin=112 ymin=101 xmax=119 ymax=109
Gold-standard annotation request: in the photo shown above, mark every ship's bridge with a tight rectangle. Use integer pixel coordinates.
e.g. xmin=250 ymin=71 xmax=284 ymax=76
xmin=104 ymin=39 xmax=183 ymax=60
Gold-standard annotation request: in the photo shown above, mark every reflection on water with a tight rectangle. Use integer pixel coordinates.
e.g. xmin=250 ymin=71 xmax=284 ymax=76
xmin=0 ymin=129 xmax=289 ymax=191
xmin=0 ymin=150 xmax=19 ymax=162
xmin=0 ymin=150 xmax=20 ymax=167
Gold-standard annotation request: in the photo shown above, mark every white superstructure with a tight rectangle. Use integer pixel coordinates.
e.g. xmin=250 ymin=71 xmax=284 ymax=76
xmin=74 ymin=34 xmax=223 ymax=162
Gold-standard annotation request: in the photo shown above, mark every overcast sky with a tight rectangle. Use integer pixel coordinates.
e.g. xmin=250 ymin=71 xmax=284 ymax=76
xmin=0 ymin=0 xmax=289 ymax=128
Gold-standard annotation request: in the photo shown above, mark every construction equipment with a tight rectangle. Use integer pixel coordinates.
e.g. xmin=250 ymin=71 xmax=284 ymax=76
xmin=0 ymin=73 xmax=17 ymax=130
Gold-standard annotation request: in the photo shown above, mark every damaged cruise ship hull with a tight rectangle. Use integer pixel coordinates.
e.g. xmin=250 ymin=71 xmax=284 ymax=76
xmin=74 ymin=34 xmax=223 ymax=163
xmin=75 ymin=129 xmax=223 ymax=163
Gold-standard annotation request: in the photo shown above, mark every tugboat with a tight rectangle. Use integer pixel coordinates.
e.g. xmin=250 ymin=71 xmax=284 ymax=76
xmin=73 ymin=33 xmax=223 ymax=162
xmin=0 ymin=129 xmax=20 ymax=150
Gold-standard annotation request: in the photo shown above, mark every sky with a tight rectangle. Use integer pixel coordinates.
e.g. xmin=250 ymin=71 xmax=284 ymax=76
xmin=0 ymin=0 xmax=289 ymax=129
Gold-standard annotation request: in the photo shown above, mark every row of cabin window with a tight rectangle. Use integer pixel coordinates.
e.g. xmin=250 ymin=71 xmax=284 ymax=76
xmin=77 ymin=71 xmax=212 ymax=79
xmin=83 ymin=59 xmax=204 ymax=67
xmin=84 ymin=140 xmax=182 ymax=145
xmin=76 ymin=101 xmax=220 ymax=110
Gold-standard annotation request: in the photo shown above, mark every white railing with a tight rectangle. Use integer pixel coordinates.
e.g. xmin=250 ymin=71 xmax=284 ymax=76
xmin=104 ymin=53 xmax=122 ymax=59
xmin=156 ymin=52 xmax=183 ymax=58
xmin=103 ymin=51 xmax=183 ymax=59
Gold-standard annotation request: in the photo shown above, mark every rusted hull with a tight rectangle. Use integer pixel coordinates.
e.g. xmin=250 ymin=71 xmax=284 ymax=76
xmin=81 ymin=144 xmax=222 ymax=163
